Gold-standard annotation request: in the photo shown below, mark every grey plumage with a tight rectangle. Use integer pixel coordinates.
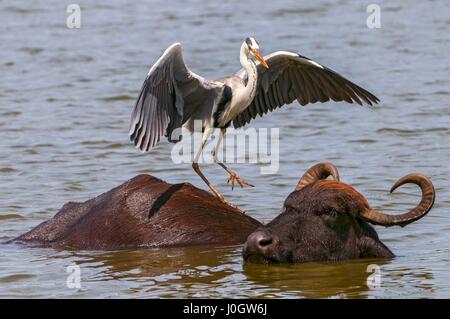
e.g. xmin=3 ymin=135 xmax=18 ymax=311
xmin=129 ymin=44 xmax=379 ymax=152
xmin=129 ymin=43 xmax=225 ymax=151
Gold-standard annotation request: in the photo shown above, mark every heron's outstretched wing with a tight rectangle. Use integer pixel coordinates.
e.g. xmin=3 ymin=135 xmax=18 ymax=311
xmin=233 ymin=51 xmax=379 ymax=128
xmin=129 ymin=43 xmax=224 ymax=151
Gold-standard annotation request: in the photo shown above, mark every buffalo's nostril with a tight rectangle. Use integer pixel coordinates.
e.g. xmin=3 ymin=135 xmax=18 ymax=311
xmin=246 ymin=231 xmax=274 ymax=252
xmin=258 ymin=237 xmax=273 ymax=247
xmin=244 ymin=231 xmax=279 ymax=263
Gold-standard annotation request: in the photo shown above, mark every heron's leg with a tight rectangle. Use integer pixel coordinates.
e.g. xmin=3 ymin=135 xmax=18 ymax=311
xmin=211 ymin=128 xmax=225 ymax=162
xmin=212 ymin=128 xmax=254 ymax=190
xmin=192 ymin=129 xmax=228 ymax=203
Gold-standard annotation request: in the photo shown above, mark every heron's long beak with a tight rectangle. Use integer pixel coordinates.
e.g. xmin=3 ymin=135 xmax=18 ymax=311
xmin=252 ymin=50 xmax=269 ymax=69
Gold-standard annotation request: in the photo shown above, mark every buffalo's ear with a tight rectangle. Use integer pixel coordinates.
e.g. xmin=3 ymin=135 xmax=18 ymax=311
xmin=356 ymin=220 xmax=394 ymax=258
xmin=358 ymin=236 xmax=394 ymax=258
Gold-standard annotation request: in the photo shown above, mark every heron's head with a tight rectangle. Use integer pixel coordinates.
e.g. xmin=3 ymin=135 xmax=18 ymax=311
xmin=245 ymin=37 xmax=269 ymax=69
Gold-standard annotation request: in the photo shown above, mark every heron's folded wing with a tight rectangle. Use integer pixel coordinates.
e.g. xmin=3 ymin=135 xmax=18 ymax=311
xmin=129 ymin=43 xmax=223 ymax=151
xmin=233 ymin=51 xmax=379 ymax=128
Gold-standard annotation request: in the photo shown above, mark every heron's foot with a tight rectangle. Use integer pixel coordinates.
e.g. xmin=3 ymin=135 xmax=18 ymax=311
xmin=220 ymin=197 xmax=245 ymax=213
xmin=211 ymin=191 xmax=244 ymax=213
xmin=226 ymin=170 xmax=255 ymax=190
xmin=207 ymin=191 xmax=245 ymax=214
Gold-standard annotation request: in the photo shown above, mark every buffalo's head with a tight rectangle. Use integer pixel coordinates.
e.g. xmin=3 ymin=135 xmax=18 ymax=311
xmin=243 ymin=163 xmax=435 ymax=263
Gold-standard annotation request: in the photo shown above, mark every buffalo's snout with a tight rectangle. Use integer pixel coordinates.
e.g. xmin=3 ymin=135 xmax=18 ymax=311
xmin=247 ymin=231 xmax=274 ymax=249
xmin=243 ymin=230 xmax=279 ymax=263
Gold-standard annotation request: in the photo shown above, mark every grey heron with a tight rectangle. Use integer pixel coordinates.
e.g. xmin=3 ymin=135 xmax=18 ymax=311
xmin=129 ymin=37 xmax=379 ymax=208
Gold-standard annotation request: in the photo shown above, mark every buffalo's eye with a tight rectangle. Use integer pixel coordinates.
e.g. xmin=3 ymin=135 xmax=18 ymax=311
xmin=318 ymin=208 xmax=340 ymax=217
xmin=318 ymin=208 xmax=350 ymax=228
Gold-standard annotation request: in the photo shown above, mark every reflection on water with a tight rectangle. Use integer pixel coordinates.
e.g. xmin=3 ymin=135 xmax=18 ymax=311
xmin=1 ymin=243 xmax=439 ymax=298
xmin=243 ymin=259 xmax=389 ymax=299
xmin=1 ymin=0 xmax=450 ymax=298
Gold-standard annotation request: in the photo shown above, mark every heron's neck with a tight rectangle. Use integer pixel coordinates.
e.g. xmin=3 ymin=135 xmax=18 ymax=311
xmin=239 ymin=44 xmax=258 ymax=105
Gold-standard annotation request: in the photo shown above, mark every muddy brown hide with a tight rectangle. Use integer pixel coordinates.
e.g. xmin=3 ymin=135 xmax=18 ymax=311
xmin=13 ymin=175 xmax=262 ymax=250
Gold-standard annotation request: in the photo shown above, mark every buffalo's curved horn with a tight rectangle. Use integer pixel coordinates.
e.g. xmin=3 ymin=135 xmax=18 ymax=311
xmin=296 ymin=162 xmax=340 ymax=191
xmin=360 ymin=173 xmax=435 ymax=227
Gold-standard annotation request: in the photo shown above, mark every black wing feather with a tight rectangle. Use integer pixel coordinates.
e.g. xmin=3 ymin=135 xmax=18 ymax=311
xmin=233 ymin=51 xmax=379 ymax=128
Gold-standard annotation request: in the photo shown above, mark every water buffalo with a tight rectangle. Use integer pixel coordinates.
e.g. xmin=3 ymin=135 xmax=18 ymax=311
xmin=243 ymin=163 xmax=435 ymax=264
